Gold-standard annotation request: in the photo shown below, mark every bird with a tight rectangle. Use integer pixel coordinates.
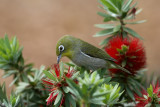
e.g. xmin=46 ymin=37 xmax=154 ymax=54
xmin=56 ymin=35 xmax=130 ymax=73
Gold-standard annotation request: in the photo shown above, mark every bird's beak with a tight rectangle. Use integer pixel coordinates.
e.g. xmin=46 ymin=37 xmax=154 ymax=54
xmin=57 ymin=53 xmax=62 ymax=64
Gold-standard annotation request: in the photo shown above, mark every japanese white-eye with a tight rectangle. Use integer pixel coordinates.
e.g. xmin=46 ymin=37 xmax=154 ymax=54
xmin=56 ymin=35 xmax=130 ymax=73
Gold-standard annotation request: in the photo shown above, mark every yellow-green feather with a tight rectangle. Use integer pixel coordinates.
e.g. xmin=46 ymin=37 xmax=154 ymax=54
xmin=56 ymin=35 xmax=130 ymax=74
xmin=79 ymin=39 xmax=115 ymax=62
xmin=56 ymin=35 xmax=115 ymax=61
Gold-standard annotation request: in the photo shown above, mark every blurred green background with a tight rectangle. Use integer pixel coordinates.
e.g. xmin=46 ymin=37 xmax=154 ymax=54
xmin=0 ymin=0 xmax=160 ymax=94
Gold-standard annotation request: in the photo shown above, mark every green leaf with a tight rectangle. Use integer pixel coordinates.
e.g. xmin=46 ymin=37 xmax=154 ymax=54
xmin=71 ymin=71 xmax=79 ymax=80
xmin=110 ymin=63 xmax=131 ymax=74
xmin=121 ymin=60 xmax=126 ymax=67
xmin=121 ymin=0 xmax=126 ymax=6
xmin=3 ymin=100 xmax=9 ymax=106
xmin=13 ymin=96 xmax=20 ymax=107
xmin=108 ymin=8 xmax=119 ymax=16
xmin=21 ymin=73 xmax=29 ymax=82
xmin=125 ymin=20 xmax=146 ymax=24
xmin=116 ymin=0 xmax=122 ymax=10
xmin=63 ymin=87 xmax=69 ymax=93
xmin=122 ymin=0 xmax=133 ymax=11
xmin=54 ymin=91 xmax=62 ymax=105
xmin=97 ymin=12 xmax=110 ymax=17
xmin=91 ymin=71 xmax=98 ymax=83
xmin=122 ymin=31 xmax=128 ymax=38
xmin=147 ymin=85 xmax=153 ymax=97
xmin=97 ymin=11 xmax=117 ymax=21
xmin=66 ymin=78 xmax=83 ymax=98
xmin=110 ymin=0 xmax=122 ymax=11
xmin=93 ymin=91 xmax=110 ymax=98
xmin=9 ymin=76 xmax=19 ymax=87
xmin=122 ymin=45 xmax=128 ymax=52
xmin=130 ymin=2 xmax=138 ymax=10
xmin=110 ymin=84 xmax=119 ymax=98
xmin=4 ymin=35 xmax=11 ymax=50
xmin=104 ymin=77 xmax=111 ymax=83
xmin=121 ymin=11 xmax=128 ymax=18
xmin=34 ymin=65 xmax=45 ymax=80
xmin=14 ymin=47 xmax=23 ymax=62
xmin=43 ymin=70 xmax=56 ymax=81
xmin=129 ymin=78 xmax=144 ymax=90
xmin=103 ymin=17 xmax=116 ymax=22
xmin=65 ymin=98 xmax=70 ymax=107
xmin=12 ymin=37 xmax=18 ymax=53
xmin=2 ymin=70 xmax=18 ymax=78
xmin=123 ymin=27 xmax=143 ymax=39
xmin=143 ymin=95 xmax=148 ymax=99
xmin=133 ymin=86 xmax=142 ymax=97
xmin=59 ymin=61 xmax=64 ymax=80
xmin=113 ymin=25 xmax=121 ymax=32
xmin=0 ymin=83 xmax=8 ymax=102
xmin=135 ymin=8 xmax=143 ymax=15
xmin=94 ymin=28 xmax=114 ymax=37
xmin=82 ymin=84 xmax=88 ymax=96
xmin=65 ymin=62 xmax=75 ymax=67
xmin=103 ymin=15 xmax=117 ymax=22
xmin=125 ymin=8 xmax=142 ymax=20
xmin=68 ymin=94 xmax=76 ymax=107
xmin=100 ymin=0 xmax=119 ymax=14
xmin=95 ymin=24 xmax=115 ymax=29
xmin=90 ymin=97 xmax=105 ymax=105
xmin=99 ymin=36 xmax=113 ymax=46
xmin=90 ymin=84 xmax=99 ymax=97
xmin=129 ymin=80 xmax=142 ymax=96
xmin=126 ymin=86 xmax=135 ymax=100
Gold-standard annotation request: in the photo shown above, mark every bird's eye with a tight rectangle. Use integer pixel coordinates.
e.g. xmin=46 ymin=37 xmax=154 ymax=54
xmin=59 ymin=45 xmax=64 ymax=52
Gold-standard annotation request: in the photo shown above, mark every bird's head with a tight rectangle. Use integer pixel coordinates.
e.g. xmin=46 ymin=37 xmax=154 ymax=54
xmin=56 ymin=35 xmax=76 ymax=64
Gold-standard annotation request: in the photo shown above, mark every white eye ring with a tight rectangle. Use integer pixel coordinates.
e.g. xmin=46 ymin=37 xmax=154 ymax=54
xmin=59 ymin=45 xmax=64 ymax=52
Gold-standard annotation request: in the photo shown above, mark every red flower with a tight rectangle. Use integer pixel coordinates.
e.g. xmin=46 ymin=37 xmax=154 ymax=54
xmin=46 ymin=92 xmax=58 ymax=105
xmin=135 ymin=82 xmax=160 ymax=106
xmin=134 ymin=89 xmax=149 ymax=107
xmin=65 ymin=67 xmax=74 ymax=78
xmin=42 ymin=64 xmax=77 ymax=106
xmin=105 ymin=36 xmax=146 ymax=74
xmin=46 ymin=92 xmax=65 ymax=106
xmin=153 ymin=81 xmax=160 ymax=94
xmin=54 ymin=64 xmax=60 ymax=77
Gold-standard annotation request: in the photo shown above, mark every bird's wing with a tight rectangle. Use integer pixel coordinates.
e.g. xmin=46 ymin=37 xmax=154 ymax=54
xmin=80 ymin=40 xmax=115 ymax=62
xmin=79 ymin=40 xmax=130 ymax=74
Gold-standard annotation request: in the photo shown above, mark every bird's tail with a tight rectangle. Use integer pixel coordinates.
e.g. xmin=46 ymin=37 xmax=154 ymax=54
xmin=109 ymin=61 xmax=131 ymax=74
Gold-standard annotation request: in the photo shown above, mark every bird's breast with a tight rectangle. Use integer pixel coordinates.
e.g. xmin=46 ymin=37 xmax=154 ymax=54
xmin=71 ymin=50 xmax=107 ymax=71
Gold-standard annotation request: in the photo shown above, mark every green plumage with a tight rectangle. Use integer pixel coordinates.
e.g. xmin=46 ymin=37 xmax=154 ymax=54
xmin=56 ymin=35 xmax=130 ymax=73
xmin=56 ymin=35 xmax=114 ymax=61
xmin=79 ymin=39 xmax=116 ymax=62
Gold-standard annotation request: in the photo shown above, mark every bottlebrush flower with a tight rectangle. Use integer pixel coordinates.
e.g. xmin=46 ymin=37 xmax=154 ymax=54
xmin=105 ymin=36 xmax=146 ymax=74
xmin=135 ymin=82 xmax=160 ymax=106
xmin=42 ymin=63 xmax=78 ymax=106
